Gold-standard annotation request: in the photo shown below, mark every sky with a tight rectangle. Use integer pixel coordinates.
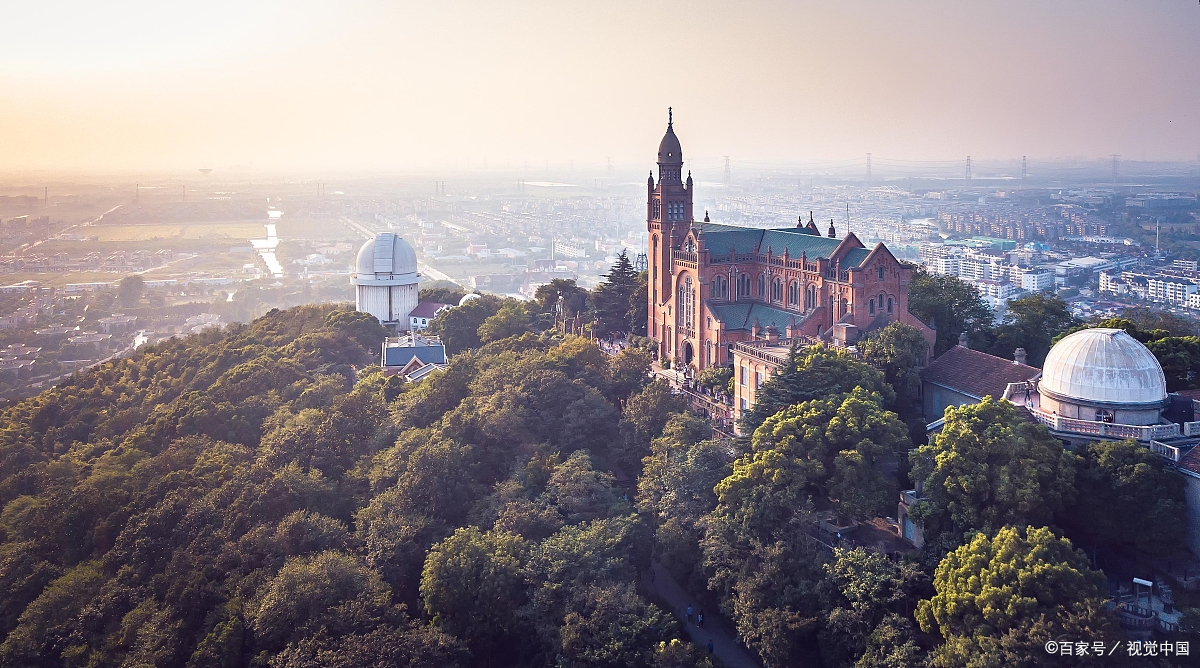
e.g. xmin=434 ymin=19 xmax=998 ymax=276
xmin=0 ymin=0 xmax=1198 ymax=173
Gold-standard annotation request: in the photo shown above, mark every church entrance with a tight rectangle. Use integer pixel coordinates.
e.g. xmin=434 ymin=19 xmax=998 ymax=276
xmin=682 ymin=341 xmax=694 ymax=365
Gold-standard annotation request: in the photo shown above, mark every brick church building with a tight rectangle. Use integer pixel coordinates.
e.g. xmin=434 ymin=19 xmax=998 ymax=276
xmin=646 ymin=111 xmax=936 ymax=373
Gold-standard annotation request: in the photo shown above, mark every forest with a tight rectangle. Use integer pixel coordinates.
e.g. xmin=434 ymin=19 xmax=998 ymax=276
xmin=0 ymin=254 xmax=1197 ymax=667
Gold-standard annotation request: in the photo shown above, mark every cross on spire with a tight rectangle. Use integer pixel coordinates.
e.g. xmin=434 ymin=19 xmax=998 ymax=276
xmin=668 ymin=107 xmax=673 ymax=128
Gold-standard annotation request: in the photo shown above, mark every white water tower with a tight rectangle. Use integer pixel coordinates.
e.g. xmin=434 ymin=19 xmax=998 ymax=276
xmin=351 ymin=233 xmax=420 ymax=329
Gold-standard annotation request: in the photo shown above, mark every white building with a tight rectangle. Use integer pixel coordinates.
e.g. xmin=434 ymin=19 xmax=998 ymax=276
xmin=1147 ymin=276 xmax=1197 ymax=305
xmin=1187 ymin=293 xmax=1200 ymax=311
xmin=975 ymin=279 xmax=1018 ymax=310
xmin=1021 ymin=270 xmax=1055 ymax=293
xmin=351 ymin=233 xmax=421 ymax=329
xmin=931 ymin=256 xmax=961 ymax=276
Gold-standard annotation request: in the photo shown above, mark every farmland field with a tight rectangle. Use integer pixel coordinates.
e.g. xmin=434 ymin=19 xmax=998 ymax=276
xmin=91 ymin=222 xmax=269 ymax=242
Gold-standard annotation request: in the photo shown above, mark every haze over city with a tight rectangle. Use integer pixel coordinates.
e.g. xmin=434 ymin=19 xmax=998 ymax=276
xmin=2 ymin=0 xmax=1199 ymax=173
xmin=6 ymin=4 xmax=1200 ymax=668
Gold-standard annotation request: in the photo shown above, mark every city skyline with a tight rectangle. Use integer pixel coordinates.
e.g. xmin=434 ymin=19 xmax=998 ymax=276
xmin=1 ymin=1 xmax=1198 ymax=172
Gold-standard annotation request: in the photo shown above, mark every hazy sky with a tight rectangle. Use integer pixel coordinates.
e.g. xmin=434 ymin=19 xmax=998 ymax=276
xmin=1 ymin=0 xmax=1198 ymax=172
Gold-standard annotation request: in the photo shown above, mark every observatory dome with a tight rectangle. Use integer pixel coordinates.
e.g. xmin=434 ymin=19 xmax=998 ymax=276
xmin=459 ymin=293 xmax=481 ymax=307
xmin=353 ymin=233 xmax=418 ymax=285
xmin=1040 ymin=328 xmax=1166 ymax=407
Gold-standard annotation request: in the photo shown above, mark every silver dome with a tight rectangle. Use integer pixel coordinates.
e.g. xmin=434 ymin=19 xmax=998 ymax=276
xmin=1040 ymin=328 xmax=1166 ymax=406
xmin=352 ymin=233 xmax=418 ymax=286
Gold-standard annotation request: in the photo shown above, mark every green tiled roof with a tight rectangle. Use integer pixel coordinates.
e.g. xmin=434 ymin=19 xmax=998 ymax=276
xmin=696 ymin=222 xmax=872 ymax=268
xmin=709 ymin=301 xmax=801 ymax=331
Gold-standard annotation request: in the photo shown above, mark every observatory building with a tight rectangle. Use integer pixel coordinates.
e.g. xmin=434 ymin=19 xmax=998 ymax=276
xmin=351 ymin=233 xmax=420 ymax=329
xmin=1037 ymin=328 xmax=1168 ymax=426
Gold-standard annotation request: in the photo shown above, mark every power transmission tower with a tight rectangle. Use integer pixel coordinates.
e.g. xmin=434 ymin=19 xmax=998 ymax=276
xmin=866 ymin=153 xmax=872 ymax=182
xmin=1021 ymin=156 xmax=1028 ymax=183
xmin=965 ymin=156 xmax=972 ymax=180
xmin=1111 ymin=154 xmax=1119 ymax=185
xmin=723 ymin=156 xmax=731 ymax=183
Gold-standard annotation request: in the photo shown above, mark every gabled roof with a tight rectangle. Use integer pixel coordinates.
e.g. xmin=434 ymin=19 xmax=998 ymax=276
xmin=410 ymin=302 xmax=451 ymax=318
xmin=383 ymin=341 xmax=447 ymax=367
xmin=921 ymin=345 xmax=1041 ymax=401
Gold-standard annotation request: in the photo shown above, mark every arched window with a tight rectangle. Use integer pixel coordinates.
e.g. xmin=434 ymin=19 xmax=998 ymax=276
xmin=771 ymin=277 xmax=783 ymax=303
xmin=789 ymin=281 xmax=799 ymax=306
xmin=806 ymin=284 xmax=817 ymax=310
xmin=757 ymin=275 xmax=765 ymax=298
xmin=878 ymin=266 xmax=885 ymax=281
xmin=869 ymin=298 xmax=876 ymax=315
xmin=677 ymin=275 xmax=696 ymax=336
xmin=737 ymin=273 xmax=751 ymax=298
xmin=887 ymin=297 xmax=894 ymax=314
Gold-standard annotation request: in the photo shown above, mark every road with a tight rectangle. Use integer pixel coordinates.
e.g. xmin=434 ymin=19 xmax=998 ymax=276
xmin=646 ymin=561 xmax=761 ymax=668
xmin=24 ymin=204 xmax=123 ymax=252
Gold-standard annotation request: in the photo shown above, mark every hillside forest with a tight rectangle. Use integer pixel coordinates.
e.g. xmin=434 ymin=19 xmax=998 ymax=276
xmin=0 ymin=256 xmax=1197 ymax=667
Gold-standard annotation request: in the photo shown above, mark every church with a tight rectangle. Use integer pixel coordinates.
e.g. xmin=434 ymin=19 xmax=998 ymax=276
xmin=646 ymin=111 xmax=936 ymax=373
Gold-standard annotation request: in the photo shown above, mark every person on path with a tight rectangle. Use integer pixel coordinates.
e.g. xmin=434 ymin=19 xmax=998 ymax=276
xmin=697 ymin=611 xmax=704 ymax=628
xmin=686 ymin=605 xmax=693 ymax=624
xmin=707 ymin=640 xmax=714 ymax=654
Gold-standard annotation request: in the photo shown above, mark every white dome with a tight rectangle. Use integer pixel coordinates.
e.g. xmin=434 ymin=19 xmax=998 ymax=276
xmin=352 ymin=233 xmax=418 ymax=286
xmin=1040 ymin=328 xmax=1166 ymax=407
xmin=458 ymin=293 xmax=481 ymax=307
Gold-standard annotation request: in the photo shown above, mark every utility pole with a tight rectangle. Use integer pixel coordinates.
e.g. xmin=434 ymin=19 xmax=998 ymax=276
xmin=965 ymin=156 xmax=972 ymax=180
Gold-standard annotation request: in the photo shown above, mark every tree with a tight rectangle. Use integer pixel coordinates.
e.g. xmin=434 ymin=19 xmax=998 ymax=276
xmin=1064 ymin=438 xmax=1188 ymax=555
xmin=534 ymin=279 xmax=589 ymax=316
xmin=477 ymin=300 xmax=536 ymax=343
xmin=118 ymin=274 xmax=145 ymax=308
xmin=638 ymin=422 xmax=732 ymax=588
xmin=592 ymin=251 xmax=641 ymax=335
xmin=607 ymin=346 xmax=653 ymax=404
xmin=820 ymin=548 xmax=928 ymax=668
xmin=739 ymin=343 xmax=894 ymax=435
xmin=906 ymin=267 xmax=994 ymax=355
xmin=621 ymin=379 xmax=688 ymax=448
xmin=420 ymin=281 xmax=467 ymax=305
xmin=857 ymin=322 xmax=929 ymax=419
xmin=420 ymin=527 xmax=529 ymax=660
xmin=1146 ymin=335 xmax=1200 ymax=391
xmin=910 ymin=397 xmax=1078 ymax=550
xmin=916 ymin=526 xmax=1117 ymax=668
xmin=985 ymin=293 xmax=1078 ymax=366
xmin=752 ymin=387 xmax=910 ymax=520
xmin=428 ymin=295 xmax=503 ymax=354
xmin=629 ymin=271 xmax=649 ymax=336
xmin=249 ymin=551 xmax=392 ymax=651
xmin=695 ymin=366 xmax=732 ymax=395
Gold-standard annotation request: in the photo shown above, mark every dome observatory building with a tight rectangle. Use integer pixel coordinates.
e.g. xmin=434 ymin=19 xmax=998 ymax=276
xmin=351 ymin=233 xmax=420 ymax=330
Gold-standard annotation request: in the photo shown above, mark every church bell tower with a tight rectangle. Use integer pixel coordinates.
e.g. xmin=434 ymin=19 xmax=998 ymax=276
xmin=647 ymin=108 xmax=694 ymax=314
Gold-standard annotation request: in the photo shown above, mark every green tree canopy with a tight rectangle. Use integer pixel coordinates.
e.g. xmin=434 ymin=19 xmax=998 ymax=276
xmin=916 ymin=526 xmax=1117 ymax=668
xmin=478 ymin=300 xmax=537 ymax=343
xmin=906 ymin=267 xmax=994 ymax=356
xmin=750 ymin=387 xmax=910 ymax=521
xmin=984 ymin=292 xmax=1079 ymax=366
xmin=740 ymin=343 xmax=894 ymax=435
xmin=421 ymin=282 xmax=468 ymax=305
xmin=911 ymin=397 xmax=1078 ymax=550
xmin=534 ymin=278 xmax=589 ymax=316
xmin=420 ymin=526 xmax=530 ymax=660
xmin=118 ymin=274 xmax=145 ymax=308
xmin=857 ymin=322 xmax=929 ymax=420
xmin=591 ymin=250 xmax=641 ymax=335
xmin=1064 ymin=438 xmax=1188 ymax=555
xmin=428 ymin=295 xmax=504 ymax=354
